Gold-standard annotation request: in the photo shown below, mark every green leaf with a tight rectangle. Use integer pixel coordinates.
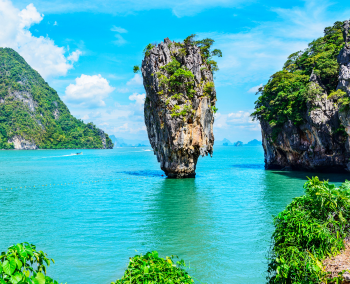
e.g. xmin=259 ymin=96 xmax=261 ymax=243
xmin=35 ymin=272 xmax=45 ymax=284
xmin=3 ymin=259 xmax=16 ymax=275
xmin=14 ymin=258 xmax=22 ymax=270
xmin=10 ymin=272 xmax=23 ymax=284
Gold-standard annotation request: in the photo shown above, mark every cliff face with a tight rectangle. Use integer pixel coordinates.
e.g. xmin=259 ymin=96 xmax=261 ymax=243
xmin=0 ymin=48 xmax=113 ymax=149
xmin=255 ymin=20 xmax=350 ymax=171
xmin=337 ymin=20 xmax=350 ymax=138
xmin=141 ymin=38 xmax=217 ymax=178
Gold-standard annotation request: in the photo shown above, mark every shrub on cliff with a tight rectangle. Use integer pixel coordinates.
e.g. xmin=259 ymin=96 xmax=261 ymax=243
xmin=268 ymin=177 xmax=350 ymax=283
xmin=0 ymin=242 xmax=59 ymax=284
xmin=112 ymin=251 xmax=194 ymax=284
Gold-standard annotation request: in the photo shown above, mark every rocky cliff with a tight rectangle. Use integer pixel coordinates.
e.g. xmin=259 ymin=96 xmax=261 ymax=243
xmin=0 ymin=48 xmax=113 ymax=149
xmin=253 ymin=20 xmax=350 ymax=171
xmin=141 ymin=37 xmax=219 ymax=178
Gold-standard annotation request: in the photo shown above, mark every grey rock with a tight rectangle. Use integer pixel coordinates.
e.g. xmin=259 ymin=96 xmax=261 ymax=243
xmin=8 ymin=135 xmax=37 ymax=150
xmin=141 ymin=38 xmax=216 ymax=178
xmin=260 ymin=20 xmax=350 ymax=172
xmin=261 ymin=69 xmax=347 ymax=171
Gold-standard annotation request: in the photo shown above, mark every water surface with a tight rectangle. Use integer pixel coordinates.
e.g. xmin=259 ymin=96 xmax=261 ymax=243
xmin=0 ymin=146 xmax=348 ymax=283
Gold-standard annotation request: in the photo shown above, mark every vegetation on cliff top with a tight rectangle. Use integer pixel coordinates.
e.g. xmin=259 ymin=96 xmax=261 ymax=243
xmin=268 ymin=177 xmax=350 ymax=283
xmin=136 ymin=35 xmax=221 ymax=119
xmin=0 ymin=48 xmax=113 ymax=149
xmin=252 ymin=21 xmax=345 ymax=129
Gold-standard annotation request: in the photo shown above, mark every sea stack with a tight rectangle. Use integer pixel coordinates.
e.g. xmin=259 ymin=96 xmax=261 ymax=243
xmin=253 ymin=20 xmax=350 ymax=172
xmin=141 ymin=37 xmax=217 ymax=178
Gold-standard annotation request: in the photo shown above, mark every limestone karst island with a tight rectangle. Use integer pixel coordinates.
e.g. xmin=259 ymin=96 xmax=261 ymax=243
xmin=2 ymin=0 xmax=350 ymax=283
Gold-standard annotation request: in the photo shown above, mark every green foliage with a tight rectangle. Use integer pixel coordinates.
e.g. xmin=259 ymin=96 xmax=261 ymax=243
xmin=157 ymin=58 xmax=196 ymax=105
xmin=252 ymin=21 xmax=345 ymax=129
xmin=195 ymin=38 xmax=222 ymax=72
xmin=0 ymin=48 xmax=113 ymax=149
xmin=329 ymin=89 xmax=349 ymax=111
xmin=143 ymin=44 xmax=155 ymax=57
xmin=112 ymin=251 xmax=194 ymax=284
xmin=133 ymin=65 xmax=140 ymax=73
xmin=203 ymin=82 xmax=215 ymax=97
xmin=183 ymin=34 xmax=196 ymax=46
xmin=0 ymin=243 xmax=59 ymax=284
xmin=252 ymin=70 xmax=310 ymax=127
xmin=211 ymin=106 xmax=218 ymax=113
xmin=268 ymin=177 xmax=350 ymax=283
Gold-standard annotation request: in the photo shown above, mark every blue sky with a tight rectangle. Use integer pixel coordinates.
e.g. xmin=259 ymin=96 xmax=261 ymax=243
xmin=1 ymin=0 xmax=350 ymax=142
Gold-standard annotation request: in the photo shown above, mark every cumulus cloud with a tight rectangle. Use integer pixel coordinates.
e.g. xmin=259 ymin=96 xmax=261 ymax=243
xmin=67 ymin=50 xmax=82 ymax=62
xmin=0 ymin=0 xmax=81 ymax=79
xmin=129 ymin=93 xmax=145 ymax=111
xmin=70 ymin=92 xmax=147 ymax=137
xmin=215 ymin=111 xmax=260 ymax=131
xmin=126 ymin=74 xmax=143 ymax=86
xmin=63 ymin=74 xmax=115 ymax=107
xmin=111 ymin=26 xmax=127 ymax=33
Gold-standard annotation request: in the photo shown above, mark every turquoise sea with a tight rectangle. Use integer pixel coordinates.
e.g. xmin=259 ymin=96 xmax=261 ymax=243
xmin=1 ymin=146 xmax=349 ymax=283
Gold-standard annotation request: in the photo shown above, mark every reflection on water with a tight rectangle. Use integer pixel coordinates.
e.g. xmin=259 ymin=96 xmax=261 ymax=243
xmin=0 ymin=146 xmax=349 ymax=284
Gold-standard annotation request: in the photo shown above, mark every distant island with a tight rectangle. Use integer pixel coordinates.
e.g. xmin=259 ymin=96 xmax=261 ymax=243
xmin=109 ymin=135 xmax=150 ymax=147
xmin=216 ymin=139 xmax=262 ymax=146
xmin=0 ymin=48 xmax=113 ymax=150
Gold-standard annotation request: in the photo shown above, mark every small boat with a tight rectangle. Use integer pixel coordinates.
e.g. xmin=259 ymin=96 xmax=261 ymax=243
xmin=76 ymin=152 xmax=82 ymax=155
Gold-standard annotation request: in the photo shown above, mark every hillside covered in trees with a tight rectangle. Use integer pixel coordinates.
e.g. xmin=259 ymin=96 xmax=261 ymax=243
xmin=0 ymin=48 xmax=113 ymax=149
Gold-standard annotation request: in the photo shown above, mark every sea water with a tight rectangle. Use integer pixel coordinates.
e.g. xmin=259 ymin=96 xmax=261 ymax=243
xmin=0 ymin=146 xmax=349 ymax=284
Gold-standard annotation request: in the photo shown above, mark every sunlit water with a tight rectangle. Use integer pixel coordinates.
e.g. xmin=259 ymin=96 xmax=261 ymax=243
xmin=1 ymin=146 xmax=349 ymax=284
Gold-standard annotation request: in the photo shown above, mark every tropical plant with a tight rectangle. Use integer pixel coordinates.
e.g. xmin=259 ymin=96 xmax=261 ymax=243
xmin=0 ymin=243 xmax=59 ymax=284
xmin=267 ymin=177 xmax=350 ymax=283
xmin=112 ymin=251 xmax=194 ymax=284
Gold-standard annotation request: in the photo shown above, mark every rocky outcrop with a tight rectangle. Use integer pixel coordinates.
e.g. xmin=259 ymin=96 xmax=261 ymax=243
xmin=8 ymin=135 xmax=37 ymax=150
xmin=141 ymin=38 xmax=216 ymax=178
xmin=260 ymin=21 xmax=350 ymax=171
xmin=261 ymin=73 xmax=349 ymax=171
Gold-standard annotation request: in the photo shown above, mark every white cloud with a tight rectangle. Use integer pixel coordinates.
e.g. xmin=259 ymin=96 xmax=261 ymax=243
xmin=215 ymin=111 xmax=260 ymax=131
xmin=67 ymin=50 xmax=82 ymax=62
xmin=248 ymin=84 xmax=263 ymax=93
xmin=18 ymin=3 xmax=42 ymax=28
xmin=0 ymin=0 xmax=81 ymax=78
xmin=129 ymin=93 xmax=145 ymax=111
xmin=201 ymin=0 xmax=350 ymax=86
xmin=111 ymin=26 xmax=127 ymax=33
xmin=126 ymin=74 xmax=143 ymax=86
xmin=63 ymin=74 xmax=115 ymax=107
xmin=53 ymin=20 xmax=57 ymax=25
xmin=113 ymin=34 xmax=127 ymax=46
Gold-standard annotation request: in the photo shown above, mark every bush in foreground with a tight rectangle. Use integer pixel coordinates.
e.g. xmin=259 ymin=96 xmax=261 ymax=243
xmin=112 ymin=251 xmax=194 ymax=284
xmin=0 ymin=242 xmax=59 ymax=284
xmin=267 ymin=177 xmax=350 ymax=283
